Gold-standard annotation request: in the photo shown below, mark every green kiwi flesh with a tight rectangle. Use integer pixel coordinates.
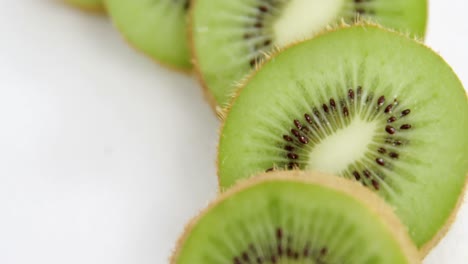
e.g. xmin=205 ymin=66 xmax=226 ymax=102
xmin=172 ymin=171 xmax=420 ymax=264
xmin=218 ymin=25 xmax=468 ymax=248
xmin=192 ymin=0 xmax=428 ymax=108
xmin=66 ymin=0 xmax=104 ymax=11
xmin=106 ymin=0 xmax=191 ymax=70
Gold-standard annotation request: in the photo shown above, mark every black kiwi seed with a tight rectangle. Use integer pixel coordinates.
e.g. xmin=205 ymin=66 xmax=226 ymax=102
xmin=298 ymin=135 xmax=309 ymax=145
xmin=276 ymin=228 xmax=282 ymax=239
xmin=400 ymin=124 xmax=412 ymax=130
xmin=294 ymin=120 xmax=303 ymax=130
xmin=352 ymin=0 xmax=376 ymax=16
xmin=353 ymin=171 xmax=361 ymax=180
xmin=287 ymin=162 xmax=299 ymax=170
xmin=329 ymin=99 xmax=336 ymax=109
xmin=363 ymin=170 xmax=371 ymax=178
xmin=320 ymin=247 xmax=328 ymax=256
xmin=291 ymin=129 xmax=300 ymax=137
xmin=376 ymin=158 xmax=385 ymax=166
xmin=322 ymin=104 xmax=329 ymax=113
xmin=357 ymin=86 xmax=363 ymax=97
xmin=303 ymin=243 xmax=310 ymax=257
xmin=387 ymin=116 xmax=397 ymax=123
xmin=304 ymin=113 xmax=313 ymax=123
xmin=401 ymin=109 xmax=411 ymax=117
xmin=242 ymin=252 xmax=249 ymax=261
xmin=355 ymin=8 xmax=366 ymax=15
xmin=250 ymin=58 xmax=259 ymax=67
xmin=284 ymin=145 xmax=294 ymax=151
xmin=384 ymin=104 xmax=394 ymax=113
xmin=313 ymin=108 xmax=321 ymax=118
xmin=377 ymin=96 xmax=385 ymax=107
xmin=348 ymin=89 xmax=355 ymax=100
xmin=343 ymin=106 xmax=349 ymax=117
xmin=183 ymin=0 xmax=190 ymax=10
xmin=372 ymin=179 xmax=380 ymax=190
xmin=258 ymin=5 xmax=268 ymax=12
xmin=386 ymin=125 xmax=396 ymax=134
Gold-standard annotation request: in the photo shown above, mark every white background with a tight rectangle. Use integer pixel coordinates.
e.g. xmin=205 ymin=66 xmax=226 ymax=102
xmin=0 ymin=1 xmax=466 ymax=263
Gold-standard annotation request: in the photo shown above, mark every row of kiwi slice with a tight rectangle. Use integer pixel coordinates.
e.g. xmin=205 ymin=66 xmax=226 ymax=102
xmin=65 ymin=0 xmax=467 ymax=262
xmin=172 ymin=24 xmax=468 ymax=263
xmin=70 ymin=0 xmax=427 ymax=107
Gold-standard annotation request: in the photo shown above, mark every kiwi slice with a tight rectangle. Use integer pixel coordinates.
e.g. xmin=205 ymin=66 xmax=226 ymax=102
xmin=106 ymin=0 xmax=191 ymax=70
xmin=172 ymin=171 xmax=420 ymax=264
xmin=217 ymin=25 xmax=468 ymax=251
xmin=65 ymin=0 xmax=104 ymax=12
xmin=191 ymin=0 xmax=428 ymax=109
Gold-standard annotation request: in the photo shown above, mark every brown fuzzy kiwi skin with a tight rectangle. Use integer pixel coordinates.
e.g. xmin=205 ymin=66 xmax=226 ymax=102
xmin=102 ymin=0 xmax=194 ymax=75
xmin=187 ymin=0 xmax=222 ymax=118
xmin=63 ymin=0 xmax=106 ymax=14
xmin=216 ymin=23 xmax=468 ymax=255
xmin=170 ymin=171 xmax=421 ymax=263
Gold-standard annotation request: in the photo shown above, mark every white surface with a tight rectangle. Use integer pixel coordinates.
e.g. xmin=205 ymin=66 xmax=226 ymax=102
xmin=0 ymin=1 xmax=466 ymax=263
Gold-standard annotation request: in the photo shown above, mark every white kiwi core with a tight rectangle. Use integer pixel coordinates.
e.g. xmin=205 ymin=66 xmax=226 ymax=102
xmin=307 ymin=118 xmax=378 ymax=175
xmin=272 ymin=0 xmax=346 ymax=47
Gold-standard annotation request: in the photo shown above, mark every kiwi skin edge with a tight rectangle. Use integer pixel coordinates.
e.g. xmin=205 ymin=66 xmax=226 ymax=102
xmin=63 ymin=0 xmax=106 ymax=14
xmin=108 ymin=28 xmax=194 ymax=75
xmin=215 ymin=23 xmax=468 ymax=255
xmin=187 ymin=0 xmax=221 ymax=118
xmin=103 ymin=0 xmax=194 ymax=75
xmin=419 ymin=174 xmax=468 ymax=256
xmin=171 ymin=170 xmax=421 ymax=263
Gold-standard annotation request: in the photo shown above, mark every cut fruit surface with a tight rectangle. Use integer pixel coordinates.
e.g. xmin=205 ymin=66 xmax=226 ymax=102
xmin=106 ymin=0 xmax=191 ymax=70
xmin=172 ymin=171 xmax=420 ymax=264
xmin=191 ymin=0 xmax=428 ymax=108
xmin=218 ymin=25 xmax=468 ymax=249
